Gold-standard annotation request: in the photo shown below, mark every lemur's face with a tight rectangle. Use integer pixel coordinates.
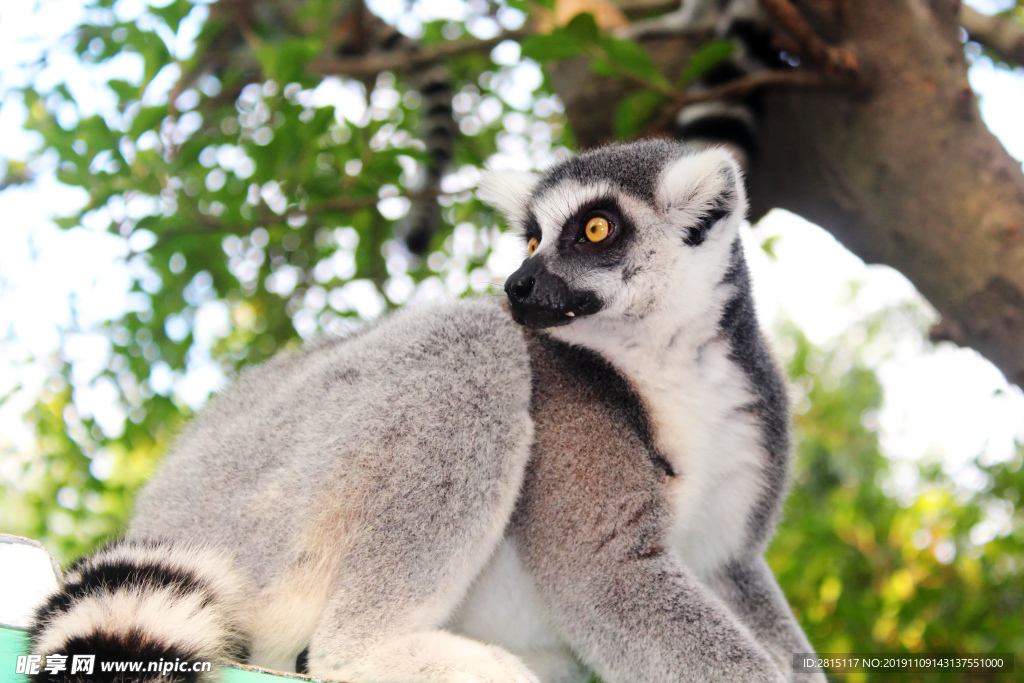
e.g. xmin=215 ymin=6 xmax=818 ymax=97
xmin=478 ymin=142 xmax=747 ymax=330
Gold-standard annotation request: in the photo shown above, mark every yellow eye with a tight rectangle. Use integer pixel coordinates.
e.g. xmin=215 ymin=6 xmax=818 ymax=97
xmin=585 ymin=216 xmax=610 ymax=242
xmin=527 ymin=237 xmax=539 ymax=255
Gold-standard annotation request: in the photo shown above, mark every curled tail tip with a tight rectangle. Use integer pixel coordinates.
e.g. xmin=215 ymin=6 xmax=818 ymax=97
xmin=399 ymin=199 xmax=443 ymax=255
xmin=29 ymin=540 xmax=248 ymax=682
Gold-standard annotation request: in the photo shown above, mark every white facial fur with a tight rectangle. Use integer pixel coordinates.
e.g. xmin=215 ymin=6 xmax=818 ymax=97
xmin=480 ymin=147 xmax=747 ymax=331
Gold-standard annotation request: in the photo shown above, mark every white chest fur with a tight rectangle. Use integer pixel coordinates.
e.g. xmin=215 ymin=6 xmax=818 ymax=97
xmin=615 ymin=332 xmax=764 ymax=579
xmin=555 ymin=292 xmax=767 ymax=580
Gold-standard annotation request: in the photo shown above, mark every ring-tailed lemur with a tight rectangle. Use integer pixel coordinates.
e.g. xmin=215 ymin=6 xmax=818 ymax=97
xmin=30 ymin=141 xmax=822 ymax=683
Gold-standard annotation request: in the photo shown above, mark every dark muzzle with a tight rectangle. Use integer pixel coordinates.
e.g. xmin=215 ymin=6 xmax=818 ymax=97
xmin=504 ymin=258 xmax=602 ymax=329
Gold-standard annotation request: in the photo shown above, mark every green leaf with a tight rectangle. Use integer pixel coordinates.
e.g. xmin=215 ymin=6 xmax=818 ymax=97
xmin=150 ymin=0 xmax=193 ymax=35
xmin=601 ymin=37 xmax=668 ymax=87
xmin=614 ymin=90 xmax=667 ymax=139
xmin=108 ymin=79 xmax=139 ymax=104
xmin=53 ymin=215 xmax=81 ymax=230
xmin=129 ymin=107 xmax=168 ymax=139
xmin=75 ymin=26 xmax=103 ymax=57
xmin=760 ymin=234 xmax=782 ymax=260
xmin=255 ymin=38 xmax=322 ymax=84
xmin=563 ymin=13 xmax=600 ymax=44
xmin=521 ymin=33 xmax=588 ymax=63
xmin=590 ymin=58 xmax=617 ymax=79
xmin=678 ymin=40 xmax=736 ymax=88
xmin=134 ymin=31 xmax=174 ymax=85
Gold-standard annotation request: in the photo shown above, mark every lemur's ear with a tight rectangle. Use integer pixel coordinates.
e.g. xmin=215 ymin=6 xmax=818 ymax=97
xmin=657 ymin=148 xmax=747 ymax=247
xmin=477 ymin=168 xmax=538 ymax=230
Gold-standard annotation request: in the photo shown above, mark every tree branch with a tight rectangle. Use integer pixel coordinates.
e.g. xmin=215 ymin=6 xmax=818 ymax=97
xmin=758 ymin=0 xmax=858 ymax=78
xmin=310 ymin=31 xmax=528 ymax=77
xmin=961 ymin=5 xmax=1024 ymax=68
xmin=642 ymin=69 xmax=825 ymax=136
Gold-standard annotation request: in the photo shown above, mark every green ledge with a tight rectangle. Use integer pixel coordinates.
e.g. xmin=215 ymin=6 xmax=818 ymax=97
xmin=0 ymin=626 xmax=313 ymax=682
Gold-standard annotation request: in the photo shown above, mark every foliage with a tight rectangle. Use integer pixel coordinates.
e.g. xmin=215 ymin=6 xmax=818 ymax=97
xmin=0 ymin=0 xmax=1022 ymax=679
xmin=771 ymin=323 xmax=1024 ymax=677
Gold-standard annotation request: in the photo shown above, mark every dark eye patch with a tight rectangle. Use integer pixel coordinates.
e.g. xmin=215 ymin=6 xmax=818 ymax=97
xmin=522 ymin=212 xmax=542 ymax=245
xmin=554 ymin=196 xmax=637 ymax=268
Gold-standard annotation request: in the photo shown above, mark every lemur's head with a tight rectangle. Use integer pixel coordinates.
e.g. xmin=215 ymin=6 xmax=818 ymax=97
xmin=478 ymin=140 xmax=748 ymax=331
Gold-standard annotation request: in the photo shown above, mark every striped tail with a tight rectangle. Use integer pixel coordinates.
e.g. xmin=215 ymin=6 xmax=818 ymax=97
xmin=675 ymin=2 xmax=788 ymax=168
xmin=402 ymin=60 xmax=456 ymax=255
xmin=369 ymin=18 xmax=457 ymax=255
xmin=29 ymin=541 xmax=248 ymax=682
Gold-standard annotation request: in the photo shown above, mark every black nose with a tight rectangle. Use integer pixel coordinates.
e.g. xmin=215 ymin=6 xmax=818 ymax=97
xmin=504 ymin=258 xmax=589 ymax=329
xmin=508 ymin=274 xmax=535 ymax=303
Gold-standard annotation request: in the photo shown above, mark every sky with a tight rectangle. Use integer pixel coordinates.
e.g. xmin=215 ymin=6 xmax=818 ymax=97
xmin=0 ymin=0 xmax=1023 ymax=545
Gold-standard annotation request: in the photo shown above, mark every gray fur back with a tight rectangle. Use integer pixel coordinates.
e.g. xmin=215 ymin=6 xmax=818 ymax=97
xmin=129 ymin=297 xmax=532 ymax=591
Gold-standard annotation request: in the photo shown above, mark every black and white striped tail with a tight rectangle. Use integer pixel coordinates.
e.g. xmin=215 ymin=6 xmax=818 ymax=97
xmin=403 ymin=61 xmax=456 ymax=255
xmin=29 ymin=541 xmax=247 ymax=682
xmin=675 ymin=10 xmax=787 ymax=168
xmin=370 ymin=19 xmax=456 ymax=255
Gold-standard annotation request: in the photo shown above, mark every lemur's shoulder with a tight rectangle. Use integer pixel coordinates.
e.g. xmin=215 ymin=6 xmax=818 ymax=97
xmin=525 ymin=332 xmax=675 ymax=479
xmin=131 ymin=296 xmax=534 ymax=550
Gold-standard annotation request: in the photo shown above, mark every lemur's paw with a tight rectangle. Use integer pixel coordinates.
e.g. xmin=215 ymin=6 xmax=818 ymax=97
xmin=468 ymin=645 xmax=542 ymax=683
xmin=412 ymin=644 xmax=540 ymax=683
xmin=310 ymin=632 xmax=540 ymax=683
